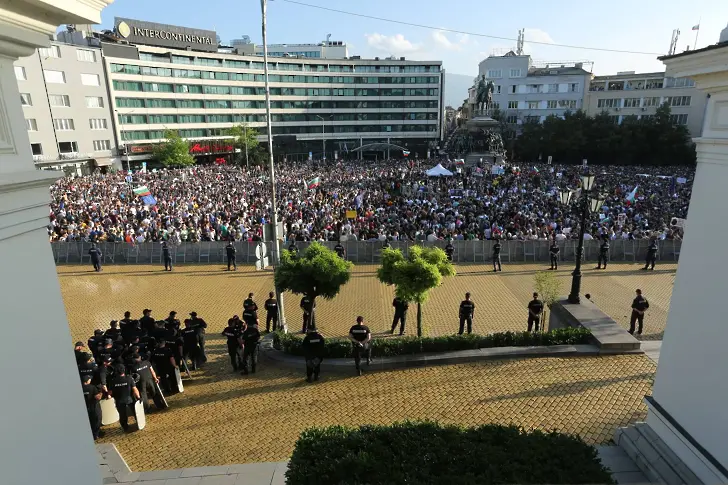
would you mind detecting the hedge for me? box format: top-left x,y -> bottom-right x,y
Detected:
273,327 -> 592,359
286,421 -> 614,485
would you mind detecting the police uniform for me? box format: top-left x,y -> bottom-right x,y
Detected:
334,243 -> 346,259
391,297 -> 409,335
630,294 -> 650,335
182,326 -> 202,370
445,242 -> 454,262
302,330 -> 326,381
243,297 -> 258,312
300,295 -> 316,333
549,242 -> 560,270
222,321 -> 243,371
349,322 -> 371,374
527,298 -> 544,332
164,314 -> 181,334
81,378 -> 103,439
132,358 -> 159,412
162,243 -> 172,271
241,324 -> 261,374
264,297 -> 279,332
151,343 -> 176,394
78,356 -> 99,384
644,241 -> 658,270
289,242 -> 298,253
597,239 -> 610,269
226,242 -> 237,271
109,372 -> 137,432
492,241 -> 502,271
139,312 -> 155,337
89,245 -> 103,272
242,307 -> 258,329
459,298 -> 475,335
189,313 -> 208,362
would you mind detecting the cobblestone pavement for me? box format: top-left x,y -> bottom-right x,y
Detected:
58,262 -> 675,340
57,263 -> 663,471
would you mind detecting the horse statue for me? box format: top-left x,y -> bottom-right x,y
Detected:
475,76 -> 496,113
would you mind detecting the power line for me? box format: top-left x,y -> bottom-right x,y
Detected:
280,0 -> 664,56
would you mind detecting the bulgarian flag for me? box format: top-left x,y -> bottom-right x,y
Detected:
625,185 -> 639,202
306,177 -> 321,189
133,186 -> 151,197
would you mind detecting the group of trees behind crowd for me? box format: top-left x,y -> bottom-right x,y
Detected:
490,103 -> 696,166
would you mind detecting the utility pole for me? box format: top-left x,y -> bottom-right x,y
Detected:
244,124 -> 249,169
261,0 -> 286,329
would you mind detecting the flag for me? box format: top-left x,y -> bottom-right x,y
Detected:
140,194 -> 157,206
306,177 -> 321,189
692,24 -> 700,31
133,186 -> 151,197
626,185 -> 639,202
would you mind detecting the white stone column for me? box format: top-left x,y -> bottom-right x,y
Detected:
647,43 -> 728,483
0,3 -> 112,485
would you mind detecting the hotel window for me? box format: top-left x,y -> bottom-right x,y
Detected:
145,99 -> 175,108
597,98 -> 621,108
93,140 -> 111,151
31,143 -> 43,155
118,114 -> 146,124
177,99 -> 204,109
178,115 -> 205,123
569,83 -> 580,92
148,115 -> 177,124
20,93 -> 32,106
670,114 -> 688,125
44,70 -> 66,83
26,119 -> 38,131
76,49 -> 96,62
172,55 -> 193,64
205,100 -> 231,109
58,141 -> 79,153
14,66 -> 27,80
203,85 -> 231,95
528,101 -> 540,109
208,114 -> 233,123
39,45 -> 61,58
53,118 -> 75,130
49,94 -> 70,107
548,83 -> 559,93
546,100 -> 557,109
116,98 -> 144,108
89,118 -> 108,130
510,85 -> 517,94
509,69 -> 522,78
86,96 -> 104,108
558,100 -> 578,109
176,84 -> 203,94
643,97 -> 660,107
113,80 -> 143,91
665,77 -> 696,88
506,115 -> 518,123
486,69 -> 502,78
668,96 -> 691,107
144,82 -> 173,93
81,73 -> 100,86
507,101 -> 518,109
623,98 -> 641,108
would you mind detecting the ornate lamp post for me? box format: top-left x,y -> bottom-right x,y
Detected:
559,173 -> 605,304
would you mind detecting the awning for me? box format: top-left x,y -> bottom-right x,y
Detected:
94,158 -> 112,167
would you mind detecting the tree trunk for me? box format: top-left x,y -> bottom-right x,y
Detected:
417,303 -> 422,337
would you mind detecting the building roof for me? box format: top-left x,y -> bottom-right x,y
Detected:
528,66 -> 590,77
592,71 -> 665,81
658,41 -> 728,61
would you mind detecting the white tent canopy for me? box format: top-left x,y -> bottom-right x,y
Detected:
426,163 -> 453,177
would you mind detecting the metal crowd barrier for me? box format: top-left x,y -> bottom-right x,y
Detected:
50,239 -> 682,265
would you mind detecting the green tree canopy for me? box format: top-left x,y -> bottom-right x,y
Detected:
227,124 -> 264,167
275,242 -> 353,300
152,129 -> 195,167
377,246 -> 456,336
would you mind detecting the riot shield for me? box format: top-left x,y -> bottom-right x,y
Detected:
175,367 -> 184,392
134,400 -> 146,430
100,397 -> 119,425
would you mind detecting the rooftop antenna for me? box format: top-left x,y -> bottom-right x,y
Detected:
326,33 -> 331,45
668,28 -> 680,56
516,29 -> 524,55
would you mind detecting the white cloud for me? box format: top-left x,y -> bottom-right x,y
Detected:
432,30 -> 461,51
364,33 -> 421,54
522,28 -> 555,54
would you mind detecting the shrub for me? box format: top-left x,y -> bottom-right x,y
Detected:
286,421 -> 614,485
272,327 -> 592,359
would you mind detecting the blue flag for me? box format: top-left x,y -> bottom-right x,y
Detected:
140,195 -> 157,206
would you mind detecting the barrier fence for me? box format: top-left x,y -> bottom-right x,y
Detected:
51,239 -> 681,265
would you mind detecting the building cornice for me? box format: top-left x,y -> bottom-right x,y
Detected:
661,44 -> 728,91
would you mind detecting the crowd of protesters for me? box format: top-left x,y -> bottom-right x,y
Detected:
47,159 -> 693,245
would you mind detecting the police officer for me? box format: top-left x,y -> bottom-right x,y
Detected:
348,316 -> 372,376
445,239 -> 454,262
302,327 -> 326,382
264,292 -> 279,332
300,294 -> 316,333
243,292 -> 258,313
119,311 -> 139,343
151,339 -> 177,394
527,292 -> 544,332
139,309 -> 155,336
88,329 -> 105,361
164,311 -> 181,334
109,364 -> 140,433
89,243 -> 103,272
597,235 -> 610,270
162,241 -> 172,271
74,341 -> 89,365
492,238 -> 502,272
382,239 -> 391,250
288,240 -> 298,253
132,353 -> 161,412
241,320 -> 261,375
549,240 -> 560,270
391,297 -> 409,335
226,240 -> 237,271
222,317 -> 244,371
334,242 -> 346,259
97,355 -> 115,395
78,352 -> 99,384
98,339 -> 122,365
182,319 -> 202,371
629,289 -> 650,335
643,239 -> 658,270
104,320 -> 122,341
458,292 -> 475,335
188,311 -> 208,363
242,302 -> 259,329
81,374 -> 104,440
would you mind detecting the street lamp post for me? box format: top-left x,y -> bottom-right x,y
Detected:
316,114 -> 333,161
559,173 -> 605,304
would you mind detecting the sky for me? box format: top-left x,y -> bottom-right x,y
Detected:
97,0 -> 727,80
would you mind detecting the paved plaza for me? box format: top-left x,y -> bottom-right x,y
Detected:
57,263 -> 670,471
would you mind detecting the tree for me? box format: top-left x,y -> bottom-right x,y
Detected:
227,124 -> 263,168
275,242 -> 353,331
534,271 -> 563,331
153,129 -> 195,167
376,246 -> 456,337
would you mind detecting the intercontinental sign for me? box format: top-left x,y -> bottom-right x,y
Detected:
114,17 -> 218,53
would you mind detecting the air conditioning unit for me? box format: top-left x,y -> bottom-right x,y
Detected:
641,107 -> 646,111
615,107 -> 620,111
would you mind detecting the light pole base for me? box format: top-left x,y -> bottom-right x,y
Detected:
568,270 -> 583,304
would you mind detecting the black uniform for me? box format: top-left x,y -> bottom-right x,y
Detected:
549,243 -> 560,270
644,241 -> 658,270
289,242 -> 298,253
527,298 -> 544,332
445,243 -> 454,262
459,299 -> 475,335
78,360 -> 99,384
189,316 -> 208,362
300,295 -> 316,333
242,308 -> 258,328
302,331 -> 326,381
182,327 -> 202,370
162,244 -> 172,271
164,316 -> 181,335
119,318 -> 140,343
109,374 -> 137,431
222,323 -> 243,370
104,327 -> 122,342
226,243 -> 237,270
132,359 -> 159,412
243,298 -> 258,312
89,246 -> 102,272
349,323 -> 371,372
391,297 -> 409,335
241,325 -> 261,374
151,345 -> 176,394
264,298 -> 279,332
82,382 -> 103,439
597,240 -> 610,269
334,243 -> 345,259
139,315 -> 156,337
630,295 -> 650,335
492,241 -> 502,271
97,363 -> 114,391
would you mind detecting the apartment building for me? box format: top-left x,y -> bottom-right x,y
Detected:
14,27 -> 117,175
253,41 -> 348,59
584,71 -> 708,135
478,51 -> 591,124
